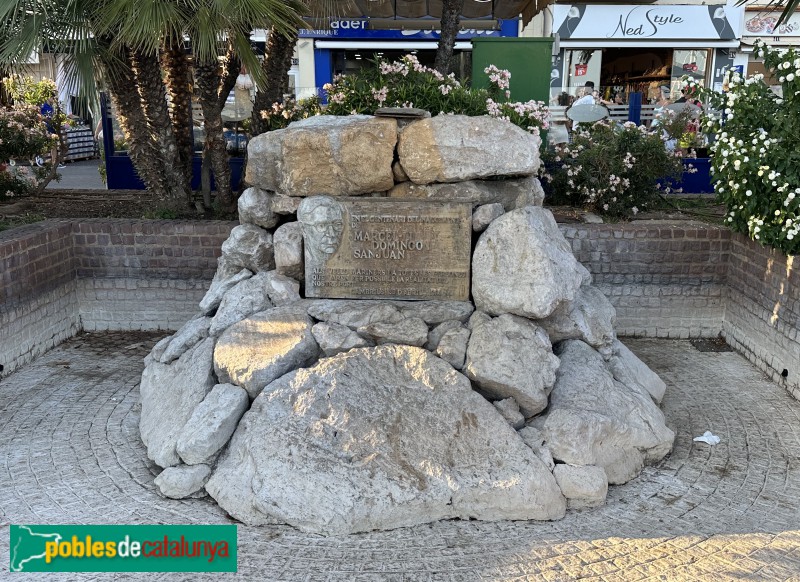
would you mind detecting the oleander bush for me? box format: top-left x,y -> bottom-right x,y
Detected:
541,120 -> 683,218
321,55 -> 549,136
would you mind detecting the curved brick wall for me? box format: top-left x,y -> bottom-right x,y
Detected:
0,218 -> 797,399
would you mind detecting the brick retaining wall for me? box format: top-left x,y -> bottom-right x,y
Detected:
0,220 -> 233,377
724,233 -> 800,399
0,218 -> 797,400
559,222 -> 730,339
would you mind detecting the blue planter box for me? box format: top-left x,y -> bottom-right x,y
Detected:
106,154 -> 244,191
681,157 -> 713,194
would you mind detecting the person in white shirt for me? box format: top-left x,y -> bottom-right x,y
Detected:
574,81 -> 596,103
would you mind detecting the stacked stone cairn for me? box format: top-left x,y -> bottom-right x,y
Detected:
140,114 -> 675,535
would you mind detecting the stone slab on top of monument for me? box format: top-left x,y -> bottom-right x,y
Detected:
298,196 -> 472,301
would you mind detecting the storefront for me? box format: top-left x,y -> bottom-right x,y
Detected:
296,19 -> 519,99
741,8 -> 800,89
549,4 -> 745,105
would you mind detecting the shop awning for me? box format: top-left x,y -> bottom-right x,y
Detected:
304,0 -> 541,28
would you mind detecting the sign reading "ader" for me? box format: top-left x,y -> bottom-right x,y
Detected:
298,197 -> 471,301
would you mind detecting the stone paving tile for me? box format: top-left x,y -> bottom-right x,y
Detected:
1,332 -> 800,581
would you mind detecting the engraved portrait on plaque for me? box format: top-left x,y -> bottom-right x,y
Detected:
300,196 -> 472,301
297,196 -> 346,267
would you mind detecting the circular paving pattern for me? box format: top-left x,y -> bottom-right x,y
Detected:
2,332 -> 800,580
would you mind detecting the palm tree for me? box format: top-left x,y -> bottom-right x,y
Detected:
434,0 -> 465,76
0,0 -> 305,210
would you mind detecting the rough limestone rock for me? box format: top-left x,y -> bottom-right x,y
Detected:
263,271 -> 301,306
388,176 -> 543,210
154,464 -> 212,499
553,464 -> 608,509
214,305 -> 319,399
140,338 -> 216,468
209,273 -> 274,336
272,194 -> 302,215
434,326 -> 470,370
493,398 -> 525,429
205,345 -> 566,534
357,317 -> 429,347
465,315 -> 559,417
159,316 -> 211,363
472,203 -> 505,232
425,320 -> 463,351
273,222 -> 304,281
221,225 -> 275,273
307,300 -> 403,329
535,340 -> 675,484
199,266 -> 252,315
392,160 -> 409,182
389,300 -> 474,325
468,311 -> 492,330
148,336 -> 171,364
238,187 -> 278,229
397,115 -> 540,184
539,285 -> 617,357
312,322 -> 373,357
472,207 -> 585,319
245,115 -> 397,197
518,427 -> 556,471
176,384 -> 249,465
608,339 -> 667,404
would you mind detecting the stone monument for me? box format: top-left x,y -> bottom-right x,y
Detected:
139,113 -> 674,535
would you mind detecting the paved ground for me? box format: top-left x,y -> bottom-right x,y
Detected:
46,159 -> 105,190
1,332 -> 800,581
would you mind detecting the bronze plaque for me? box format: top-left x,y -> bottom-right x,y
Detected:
299,197 -> 471,301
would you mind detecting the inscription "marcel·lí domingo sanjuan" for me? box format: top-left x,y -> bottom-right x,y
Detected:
298,197 -> 471,301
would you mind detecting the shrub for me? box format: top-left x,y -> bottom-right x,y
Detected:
321,55 -> 549,136
0,106 -> 56,199
541,120 -> 684,218
259,94 -> 323,132
701,41 -> 800,254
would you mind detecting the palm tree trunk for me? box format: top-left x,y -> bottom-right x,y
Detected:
162,34 -> 195,190
196,60 -> 233,210
131,48 -> 193,208
102,48 -> 171,199
435,0 -> 465,76
251,27 -> 297,136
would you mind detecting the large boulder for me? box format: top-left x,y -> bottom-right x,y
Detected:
209,273 -> 274,336
357,317 -> 429,347
245,115 -> 397,197
205,345 -> 565,534
534,340 -> 675,484
464,314 -> 559,417
238,187 -> 278,229
158,316 -> 212,363
307,300 -> 403,329
397,115 -> 540,184
608,339 -> 667,404
140,338 -> 216,468
472,207 -> 586,319
176,383 -> 249,466
220,225 -> 275,273
388,176 -> 543,210
198,265 -> 252,315
539,285 -> 617,357
214,305 -> 319,399
312,322 -> 373,357
389,300 -> 474,325
553,464 -> 608,509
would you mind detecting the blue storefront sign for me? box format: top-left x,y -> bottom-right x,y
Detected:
299,19 -> 518,40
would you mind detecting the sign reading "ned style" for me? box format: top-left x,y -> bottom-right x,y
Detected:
299,197 -> 471,301
554,4 -> 740,41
